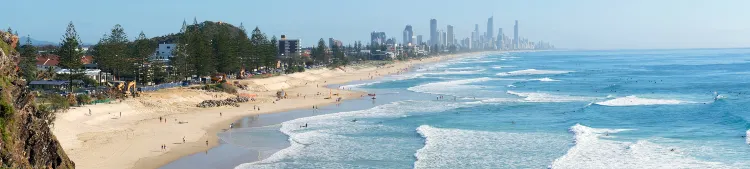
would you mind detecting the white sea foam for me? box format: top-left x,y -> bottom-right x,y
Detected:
550,124 -> 736,169
595,96 -> 685,106
492,65 -> 516,69
415,125 -> 571,168
497,69 -> 572,76
532,77 -> 560,82
408,77 -> 495,96
339,72 -> 426,89
746,129 -> 750,145
507,84 -> 516,88
237,101 -> 471,169
506,91 -> 595,102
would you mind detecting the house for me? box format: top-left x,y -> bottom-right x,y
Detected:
35,54 -> 96,69
56,69 -> 112,83
36,54 -> 59,70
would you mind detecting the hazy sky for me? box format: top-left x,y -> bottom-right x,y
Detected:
6,0 -> 750,49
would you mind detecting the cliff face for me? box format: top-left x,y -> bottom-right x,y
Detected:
0,31 -> 75,168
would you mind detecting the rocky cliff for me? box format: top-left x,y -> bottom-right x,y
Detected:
0,31 -> 75,168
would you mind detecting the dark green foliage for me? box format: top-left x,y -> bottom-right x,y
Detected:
131,31 -> 157,82
75,94 -> 91,105
54,22 -> 84,93
91,24 -> 131,79
19,37 -> 37,81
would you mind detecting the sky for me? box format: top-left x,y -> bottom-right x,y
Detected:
6,0 -> 750,49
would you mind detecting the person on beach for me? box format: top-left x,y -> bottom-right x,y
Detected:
183,137 -> 185,143
119,112 -> 122,118
159,116 -> 162,122
220,112 -> 222,116
206,140 -> 208,146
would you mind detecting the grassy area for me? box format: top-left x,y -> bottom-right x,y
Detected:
0,39 -> 12,56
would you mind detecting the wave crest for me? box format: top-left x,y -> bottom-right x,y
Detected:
551,124 -> 734,169
497,69 -> 572,76
595,96 -> 685,106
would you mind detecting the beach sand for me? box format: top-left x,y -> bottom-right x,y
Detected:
52,52 -> 488,169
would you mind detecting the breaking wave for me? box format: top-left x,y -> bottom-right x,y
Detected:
506,91 -> 595,102
497,69 -> 572,76
415,125 -> 570,168
595,96 -> 685,106
550,124 -> 738,169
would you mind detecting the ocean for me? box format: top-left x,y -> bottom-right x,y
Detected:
217,49 -> 750,169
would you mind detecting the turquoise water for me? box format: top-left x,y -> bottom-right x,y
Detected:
234,49 -> 750,169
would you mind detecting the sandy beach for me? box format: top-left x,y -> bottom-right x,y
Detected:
52,52 -> 488,169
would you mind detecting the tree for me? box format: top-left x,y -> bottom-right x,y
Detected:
236,23 -> 252,71
131,31 -> 157,83
249,27 -> 267,70
330,45 -> 348,67
188,22 -> 214,76
19,36 -> 38,81
312,38 -> 327,65
149,60 -> 168,84
171,40 -> 192,81
214,26 -> 239,74
265,36 -> 278,69
54,22 -> 84,93
92,24 -> 130,80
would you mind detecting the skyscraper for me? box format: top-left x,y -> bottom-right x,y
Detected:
441,31 -> 447,47
417,35 -> 423,45
487,16 -> 494,42
430,19 -> 437,46
497,28 -> 503,50
371,32 -> 387,46
513,20 -> 519,49
403,25 -> 413,46
447,25 -> 454,46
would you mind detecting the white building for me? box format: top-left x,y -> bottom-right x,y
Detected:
152,43 -> 176,61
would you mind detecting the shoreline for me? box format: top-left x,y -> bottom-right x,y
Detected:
53,52 -> 495,169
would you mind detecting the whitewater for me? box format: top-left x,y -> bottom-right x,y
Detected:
231,49 -> 750,169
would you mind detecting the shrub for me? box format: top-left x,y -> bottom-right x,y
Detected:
76,95 -> 92,105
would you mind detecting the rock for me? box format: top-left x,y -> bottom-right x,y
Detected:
196,96 -> 250,108
0,30 -> 75,168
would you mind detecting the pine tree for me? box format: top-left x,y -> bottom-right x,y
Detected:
236,23 -> 252,71
55,22 -> 85,92
313,38 -> 327,65
131,31 -> 156,83
189,22 -> 214,76
94,24 -> 130,80
266,36 -> 278,69
214,26 -> 239,74
19,36 -> 38,81
149,60 -> 168,84
171,39 -> 192,81
249,27 -> 267,70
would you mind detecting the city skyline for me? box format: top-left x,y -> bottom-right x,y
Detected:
6,0 -> 750,49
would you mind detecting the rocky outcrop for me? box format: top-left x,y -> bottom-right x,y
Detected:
196,96 -> 249,108
0,31 -> 74,168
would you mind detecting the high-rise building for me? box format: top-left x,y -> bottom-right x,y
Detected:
403,25 -> 413,46
497,28 -> 504,50
278,35 -> 301,57
441,31 -> 447,47
513,20 -> 519,49
417,35 -> 423,45
447,25 -> 454,46
371,32 -> 387,46
487,16 -> 494,42
430,19 -> 437,46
